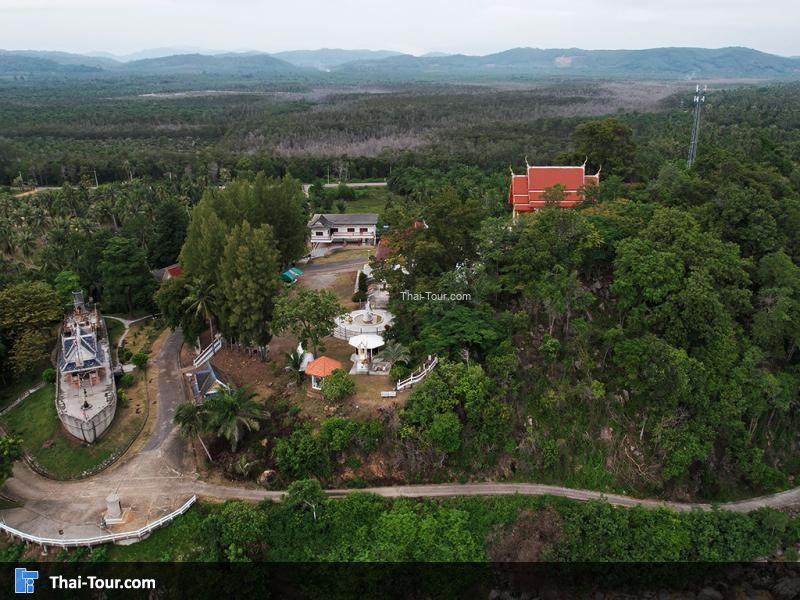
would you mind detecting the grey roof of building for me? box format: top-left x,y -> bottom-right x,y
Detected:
195,361 -> 228,398
307,213 -> 378,228
60,324 -> 106,373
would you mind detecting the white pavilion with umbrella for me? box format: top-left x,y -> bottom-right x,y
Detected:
348,333 -> 384,373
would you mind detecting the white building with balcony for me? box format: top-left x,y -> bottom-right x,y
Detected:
307,213 -> 378,245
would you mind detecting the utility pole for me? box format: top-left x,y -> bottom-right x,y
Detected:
687,84 -> 706,168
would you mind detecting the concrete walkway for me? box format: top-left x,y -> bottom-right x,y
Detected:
105,314 -> 155,368
0,383 -> 45,418
4,329 -> 800,544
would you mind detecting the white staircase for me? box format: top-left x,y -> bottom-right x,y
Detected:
193,335 -> 223,369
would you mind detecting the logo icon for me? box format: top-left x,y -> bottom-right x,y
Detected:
14,568 -> 38,594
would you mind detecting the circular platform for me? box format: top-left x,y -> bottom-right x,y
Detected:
334,308 -> 394,337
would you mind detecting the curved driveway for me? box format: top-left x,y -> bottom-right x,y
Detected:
3,330 -> 800,541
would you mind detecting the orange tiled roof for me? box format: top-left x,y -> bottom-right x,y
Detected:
305,356 -> 343,378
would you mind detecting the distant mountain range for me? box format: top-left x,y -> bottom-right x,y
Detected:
120,53 -> 298,75
1,46 -> 798,80
338,47 -> 800,79
272,48 -> 404,70
88,47 -> 233,62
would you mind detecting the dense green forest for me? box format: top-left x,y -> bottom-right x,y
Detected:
2,79 -> 799,190
1,80 -> 800,502
372,88 -> 800,499
0,79 -> 698,185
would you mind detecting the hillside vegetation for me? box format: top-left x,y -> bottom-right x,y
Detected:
2,81 -> 799,502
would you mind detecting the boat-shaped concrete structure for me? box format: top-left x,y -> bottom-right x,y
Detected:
55,291 -> 117,443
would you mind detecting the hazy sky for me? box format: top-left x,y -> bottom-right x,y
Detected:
2,0 -> 798,57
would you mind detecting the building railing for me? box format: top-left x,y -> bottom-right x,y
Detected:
332,323 -> 388,340
0,496 -> 197,549
311,233 -> 376,241
396,355 -> 438,391
193,335 -> 223,368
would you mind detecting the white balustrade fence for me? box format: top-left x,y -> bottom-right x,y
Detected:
0,495 -> 197,549
396,355 -> 438,391
332,324 -> 388,341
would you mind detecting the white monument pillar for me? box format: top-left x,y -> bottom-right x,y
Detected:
104,493 -> 124,524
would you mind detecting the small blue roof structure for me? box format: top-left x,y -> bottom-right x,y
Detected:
194,361 -> 229,400
281,270 -> 298,284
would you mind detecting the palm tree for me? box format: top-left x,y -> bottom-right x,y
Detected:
182,277 -> 218,340
235,455 -> 261,478
380,340 -> 411,366
284,350 -> 304,383
204,386 -> 266,452
173,402 -> 214,462
0,218 -> 14,256
15,229 -> 36,258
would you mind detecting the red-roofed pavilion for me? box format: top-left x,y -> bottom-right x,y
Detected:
509,161 -> 600,215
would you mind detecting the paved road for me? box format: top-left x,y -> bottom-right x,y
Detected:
322,182 -> 387,189
4,327 -> 800,542
142,330 -> 184,453
301,254 -> 370,275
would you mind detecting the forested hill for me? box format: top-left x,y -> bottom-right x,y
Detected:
0,53 -> 102,75
120,53 -> 301,75
0,51 -> 305,77
2,46 -> 799,80
337,47 -> 800,80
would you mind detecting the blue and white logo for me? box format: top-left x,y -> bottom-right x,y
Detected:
14,568 -> 38,594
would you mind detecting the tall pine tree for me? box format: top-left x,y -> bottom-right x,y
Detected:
218,222 -> 280,347
179,200 -> 227,286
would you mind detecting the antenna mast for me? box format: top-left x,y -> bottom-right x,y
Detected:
687,84 -> 706,168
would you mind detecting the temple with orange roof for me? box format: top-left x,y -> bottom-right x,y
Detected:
508,159 -> 600,216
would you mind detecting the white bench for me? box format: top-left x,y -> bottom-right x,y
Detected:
380,390 -> 397,398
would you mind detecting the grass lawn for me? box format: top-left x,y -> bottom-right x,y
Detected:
290,336 -> 403,422
123,320 -> 164,356
0,498 -> 20,510
342,188 -> 395,214
1,380 -> 147,479
0,370 -> 43,411
104,317 -> 124,351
